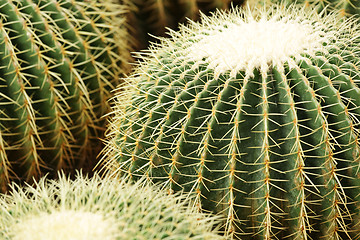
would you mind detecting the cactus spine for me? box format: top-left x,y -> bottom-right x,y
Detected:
0,172 -> 222,240
0,0 -> 129,192
102,5 -> 360,240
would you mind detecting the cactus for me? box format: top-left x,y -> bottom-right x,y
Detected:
120,0 -> 244,51
101,4 -> 360,240
247,0 -> 360,18
0,0 -> 130,192
0,172 -> 222,240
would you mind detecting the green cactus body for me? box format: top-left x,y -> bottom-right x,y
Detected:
0,0 -> 128,192
0,172 -> 222,240
103,5 -> 360,240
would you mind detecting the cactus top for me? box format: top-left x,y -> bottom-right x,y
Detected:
0,172 -> 221,240
11,210 -> 117,240
169,6 -> 351,78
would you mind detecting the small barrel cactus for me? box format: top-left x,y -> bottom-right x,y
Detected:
102,4 -> 360,240
0,172 -> 222,240
0,0 -> 129,192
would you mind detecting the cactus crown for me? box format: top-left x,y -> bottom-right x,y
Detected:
0,172 -> 222,240
186,7 -> 335,76
10,210 -> 117,240
102,4 -> 360,239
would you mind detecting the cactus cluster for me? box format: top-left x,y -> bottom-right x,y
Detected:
102,4 -> 360,239
0,0 -> 130,192
0,172 -> 222,240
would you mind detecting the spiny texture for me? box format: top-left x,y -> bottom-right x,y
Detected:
247,0 -> 360,18
0,172 -> 222,240
0,0 -> 129,192
120,0 -> 244,51
102,5 -> 360,240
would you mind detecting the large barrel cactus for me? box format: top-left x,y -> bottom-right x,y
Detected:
0,0 -> 129,191
102,4 -> 360,240
0,172 -> 222,240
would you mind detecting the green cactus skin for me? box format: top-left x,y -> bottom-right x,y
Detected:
0,172 -> 222,240
247,0 -> 360,18
0,0 -> 129,192
102,4 -> 360,240
120,0 -> 244,51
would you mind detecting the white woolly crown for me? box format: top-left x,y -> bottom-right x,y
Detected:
188,19 -> 328,76
153,5 -> 353,78
11,211 -> 117,240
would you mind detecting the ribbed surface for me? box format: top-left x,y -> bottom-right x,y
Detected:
104,7 -> 360,240
0,0 -> 127,191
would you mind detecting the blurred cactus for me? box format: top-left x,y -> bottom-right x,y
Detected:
102,4 -> 360,239
0,0 -> 130,192
120,0 -> 244,51
0,172 -> 222,240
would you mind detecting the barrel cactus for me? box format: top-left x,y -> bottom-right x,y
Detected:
0,172 -> 222,240
101,4 -> 360,240
0,0 -> 129,192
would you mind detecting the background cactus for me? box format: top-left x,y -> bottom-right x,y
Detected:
120,0 -> 244,51
102,4 -> 360,240
0,172 -> 222,240
0,0 -> 130,192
